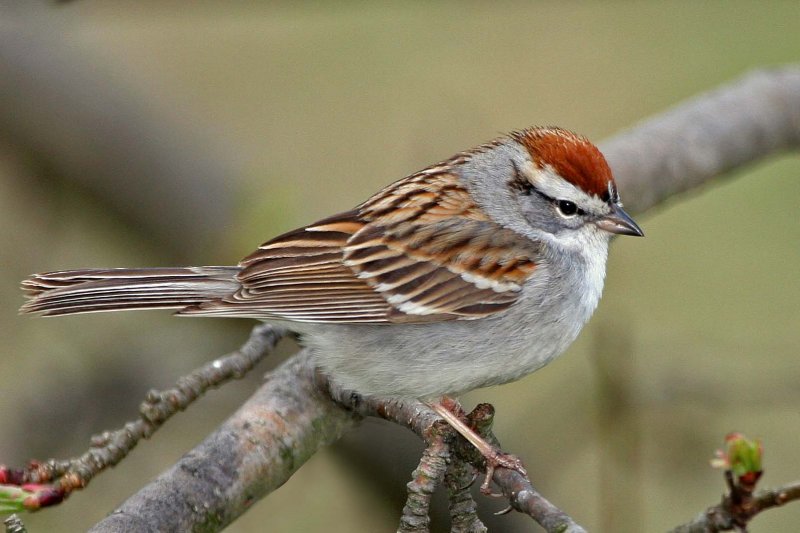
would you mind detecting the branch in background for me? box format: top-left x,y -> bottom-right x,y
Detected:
0,4 -> 238,258
601,66 -> 800,215
86,66 -> 800,531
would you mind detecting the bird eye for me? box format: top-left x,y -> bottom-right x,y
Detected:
556,200 -> 580,217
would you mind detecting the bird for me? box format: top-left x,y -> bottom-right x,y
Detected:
20,126 -> 643,479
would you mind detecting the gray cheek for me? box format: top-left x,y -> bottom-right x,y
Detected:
519,194 -> 565,235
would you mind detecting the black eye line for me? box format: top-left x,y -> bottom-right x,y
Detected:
509,161 -> 586,216
528,187 -> 585,216
530,186 -> 554,203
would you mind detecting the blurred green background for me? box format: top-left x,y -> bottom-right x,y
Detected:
1,2 -> 799,531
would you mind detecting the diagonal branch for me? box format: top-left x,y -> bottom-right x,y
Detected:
0,324 -> 285,511
0,4 -> 238,256
83,65 -> 800,531
601,66 -> 800,215
89,349 -> 354,532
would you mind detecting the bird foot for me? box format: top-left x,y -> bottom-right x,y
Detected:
479,449 -> 526,496
427,399 -> 527,497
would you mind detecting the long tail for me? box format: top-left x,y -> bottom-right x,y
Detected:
20,266 -> 241,316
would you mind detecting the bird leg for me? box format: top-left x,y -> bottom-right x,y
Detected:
427,398 -> 526,495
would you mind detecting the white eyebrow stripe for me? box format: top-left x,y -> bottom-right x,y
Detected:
530,165 -> 608,213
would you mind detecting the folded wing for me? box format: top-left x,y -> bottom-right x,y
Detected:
183,172 -> 539,323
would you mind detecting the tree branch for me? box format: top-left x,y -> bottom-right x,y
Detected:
397,422 -> 452,532
81,65 -> 800,530
671,480 -> 800,532
320,382 -> 587,533
89,349 -> 356,532
601,66 -> 800,215
0,4 -> 238,257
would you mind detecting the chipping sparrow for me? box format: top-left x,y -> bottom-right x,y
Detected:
21,127 -> 642,474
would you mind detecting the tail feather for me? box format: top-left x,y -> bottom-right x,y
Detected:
20,267 -> 241,316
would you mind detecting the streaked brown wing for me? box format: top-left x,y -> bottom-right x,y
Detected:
183,211 -> 391,322
344,218 -> 538,321
184,172 -> 538,323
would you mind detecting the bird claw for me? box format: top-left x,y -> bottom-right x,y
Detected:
479,450 -> 526,496
494,504 -> 514,515
493,451 -> 527,476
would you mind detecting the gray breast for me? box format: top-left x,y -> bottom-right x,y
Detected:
293,240 -> 607,399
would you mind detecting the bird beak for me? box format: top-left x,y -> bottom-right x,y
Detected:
595,204 -> 644,237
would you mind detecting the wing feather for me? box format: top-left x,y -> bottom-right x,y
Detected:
182,172 -> 539,323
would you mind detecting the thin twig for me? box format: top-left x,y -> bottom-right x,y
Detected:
89,349 -> 360,532
490,467 -> 586,533
670,480 -> 800,532
0,324 -> 284,509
